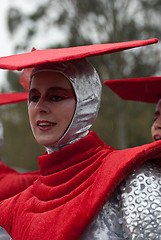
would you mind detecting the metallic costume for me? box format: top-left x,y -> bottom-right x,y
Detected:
81,161 -> 161,239
120,161 -> 161,239
0,227 -> 12,240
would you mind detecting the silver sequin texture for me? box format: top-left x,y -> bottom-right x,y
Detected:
81,162 -> 161,239
80,188 -> 125,240
119,161 -> 161,240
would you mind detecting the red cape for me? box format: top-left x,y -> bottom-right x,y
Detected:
0,132 -> 161,240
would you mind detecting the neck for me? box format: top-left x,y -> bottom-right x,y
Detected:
45,131 -> 89,154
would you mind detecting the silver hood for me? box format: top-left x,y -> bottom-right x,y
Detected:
30,59 -> 102,152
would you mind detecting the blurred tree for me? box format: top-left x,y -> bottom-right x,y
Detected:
1,0 -> 161,169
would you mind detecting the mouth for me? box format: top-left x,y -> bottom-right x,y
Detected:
154,135 -> 161,141
37,120 -> 56,130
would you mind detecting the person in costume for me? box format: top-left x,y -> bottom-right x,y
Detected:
0,118 -> 39,240
105,76 -> 161,239
0,95 -> 39,240
104,75 -> 161,143
151,98 -> 161,142
0,92 -> 39,201
0,39 -> 160,240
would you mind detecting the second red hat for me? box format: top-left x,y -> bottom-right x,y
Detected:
104,76 -> 161,104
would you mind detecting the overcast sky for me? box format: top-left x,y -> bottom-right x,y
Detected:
0,0 -> 67,90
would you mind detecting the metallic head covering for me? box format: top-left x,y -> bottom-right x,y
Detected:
30,59 -> 102,152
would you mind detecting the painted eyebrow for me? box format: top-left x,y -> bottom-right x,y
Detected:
47,87 -> 75,97
29,87 -> 71,93
154,110 -> 160,115
29,88 -> 39,94
47,87 -> 73,92
29,87 -> 75,97
153,110 -> 160,118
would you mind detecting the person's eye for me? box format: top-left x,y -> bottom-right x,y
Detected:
51,96 -> 66,102
153,115 -> 158,122
29,95 -> 40,103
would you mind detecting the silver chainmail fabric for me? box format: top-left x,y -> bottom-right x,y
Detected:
81,161 -> 161,239
120,161 -> 161,240
80,187 -> 125,240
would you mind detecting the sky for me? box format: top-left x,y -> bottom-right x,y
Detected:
0,0 -> 67,90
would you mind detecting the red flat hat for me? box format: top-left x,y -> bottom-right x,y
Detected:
0,92 -> 28,105
0,38 -> 158,71
0,38 -> 158,102
104,76 -> 161,104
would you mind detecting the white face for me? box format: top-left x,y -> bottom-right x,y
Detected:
151,99 -> 161,141
28,71 -> 76,146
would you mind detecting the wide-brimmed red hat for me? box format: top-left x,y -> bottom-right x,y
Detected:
104,76 -> 161,104
0,38 -> 157,71
0,38 -> 158,101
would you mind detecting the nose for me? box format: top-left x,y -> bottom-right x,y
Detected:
153,116 -> 161,130
35,98 -> 49,113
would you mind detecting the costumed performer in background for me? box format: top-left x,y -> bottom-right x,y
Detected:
105,75 -> 161,239
0,92 -> 39,201
0,116 -> 39,240
0,39 -> 160,240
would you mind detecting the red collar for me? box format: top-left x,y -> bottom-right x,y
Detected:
37,131 -> 114,176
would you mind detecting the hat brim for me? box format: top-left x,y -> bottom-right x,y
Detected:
0,92 -> 28,105
104,76 -> 161,104
0,38 -> 158,71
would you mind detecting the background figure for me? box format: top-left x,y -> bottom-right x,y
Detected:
104,76 -> 161,239
0,121 -> 12,240
151,99 -> 161,141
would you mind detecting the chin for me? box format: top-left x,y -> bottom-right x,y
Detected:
36,138 -> 58,147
